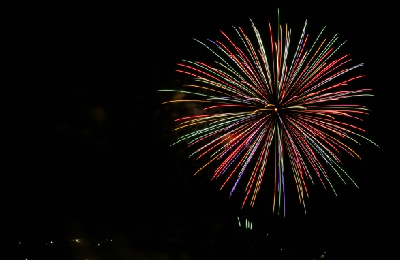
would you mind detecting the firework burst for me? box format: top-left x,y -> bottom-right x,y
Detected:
160,13 -> 377,215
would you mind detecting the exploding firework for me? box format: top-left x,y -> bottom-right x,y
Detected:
160,13 -> 377,215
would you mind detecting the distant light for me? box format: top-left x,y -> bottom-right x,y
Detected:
98,243 -> 100,246
18,242 -> 21,245
110,239 -> 112,242
50,241 -> 53,244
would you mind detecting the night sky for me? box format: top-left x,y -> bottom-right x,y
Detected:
4,2 -> 398,260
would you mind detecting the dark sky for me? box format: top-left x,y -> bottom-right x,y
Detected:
4,2 -> 398,259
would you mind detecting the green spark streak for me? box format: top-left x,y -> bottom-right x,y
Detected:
158,89 -> 218,99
